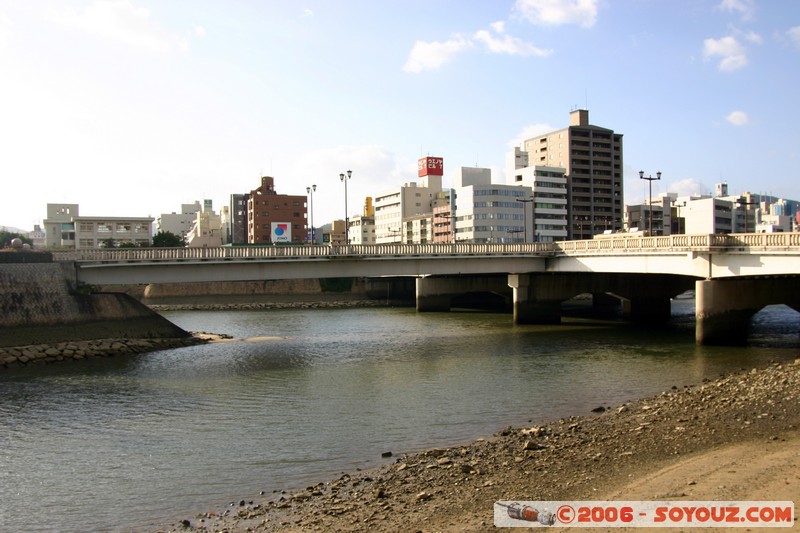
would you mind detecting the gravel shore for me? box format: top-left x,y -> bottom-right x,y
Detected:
155,356 -> 800,532
0,335 -> 210,369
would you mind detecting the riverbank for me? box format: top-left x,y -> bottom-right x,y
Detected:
0,333 -> 219,369
157,357 -> 800,532
145,299 -> 409,312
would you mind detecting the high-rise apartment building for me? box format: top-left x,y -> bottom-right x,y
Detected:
522,109 -> 623,239
246,176 -> 307,244
228,194 -> 249,244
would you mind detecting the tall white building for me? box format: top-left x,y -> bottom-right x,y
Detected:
451,166 -> 532,243
506,147 -> 568,242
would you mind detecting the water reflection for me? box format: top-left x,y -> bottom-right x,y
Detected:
0,305 -> 796,532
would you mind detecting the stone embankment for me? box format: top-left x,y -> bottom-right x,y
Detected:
159,357 -> 800,532
147,300 -> 406,312
0,334 -> 222,370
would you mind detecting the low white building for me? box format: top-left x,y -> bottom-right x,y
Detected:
43,203 -> 152,249
506,148 -> 568,242
157,201 -> 203,241
186,201 -> 223,247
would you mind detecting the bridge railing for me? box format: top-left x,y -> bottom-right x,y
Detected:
554,233 -> 800,255
51,242 -> 555,262
49,233 -> 800,263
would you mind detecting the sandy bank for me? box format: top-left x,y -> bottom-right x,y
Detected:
153,357 -> 800,532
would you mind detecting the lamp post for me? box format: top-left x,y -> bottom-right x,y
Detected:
339,170 -> 352,244
435,211 -> 456,242
515,196 -> 534,243
306,184 -> 316,244
507,229 -> 523,243
737,196 -> 757,233
639,170 -> 662,236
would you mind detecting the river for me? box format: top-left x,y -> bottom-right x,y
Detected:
0,301 -> 797,532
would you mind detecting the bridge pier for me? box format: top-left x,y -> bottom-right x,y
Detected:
415,276 -> 511,312
695,277 -> 800,345
415,277 -> 452,312
508,274 -> 572,324
509,273 -> 689,326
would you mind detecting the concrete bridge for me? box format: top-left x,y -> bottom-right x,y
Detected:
53,233 -> 800,346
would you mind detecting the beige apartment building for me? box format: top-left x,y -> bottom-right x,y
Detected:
522,109 -> 623,239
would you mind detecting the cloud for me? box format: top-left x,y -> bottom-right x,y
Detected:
289,145 -> 408,223
194,25 -> 206,38
787,26 -> 800,49
743,30 -> 762,44
300,8 -> 314,18
514,0 -> 598,28
726,110 -> 749,126
703,35 -> 747,71
48,0 -> 188,52
403,36 -> 472,73
716,0 -> 756,21
669,178 -> 710,198
0,11 -> 11,50
403,23 -> 549,73
508,123 -> 555,148
473,25 -> 552,57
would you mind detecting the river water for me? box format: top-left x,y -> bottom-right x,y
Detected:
0,301 -> 797,532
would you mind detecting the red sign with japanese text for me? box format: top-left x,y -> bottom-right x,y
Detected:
418,157 -> 444,177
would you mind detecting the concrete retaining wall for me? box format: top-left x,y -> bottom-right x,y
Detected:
0,263 -> 190,348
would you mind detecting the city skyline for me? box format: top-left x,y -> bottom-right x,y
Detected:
2,0 -> 799,231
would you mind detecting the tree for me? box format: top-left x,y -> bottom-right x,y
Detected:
152,231 -> 185,248
100,238 -> 117,248
0,231 -> 32,248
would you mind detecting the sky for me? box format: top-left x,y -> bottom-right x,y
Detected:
1,0 -> 799,232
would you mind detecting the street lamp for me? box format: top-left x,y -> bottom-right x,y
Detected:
306,184 -> 316,244
639,170 -> 662,236
737,196 -> 757,233
387,227 -> 401,243
339,170 -> 352,244
434,211 -> 456,242
516,196 -> 534,243
507,229 -> 523,243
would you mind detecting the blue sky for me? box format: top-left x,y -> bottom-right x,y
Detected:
1,0 -> 799,232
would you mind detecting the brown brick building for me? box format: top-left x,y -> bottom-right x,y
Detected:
247,176 -> 307,244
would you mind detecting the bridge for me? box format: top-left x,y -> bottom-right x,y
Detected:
53,233 -> 800,346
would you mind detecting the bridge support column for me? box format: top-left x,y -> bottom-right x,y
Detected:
624,294 -> 673,323
415,277 -> 452,312
695,278 -> 800,345
508,274 -> 562,324
592,292 -> 623,318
